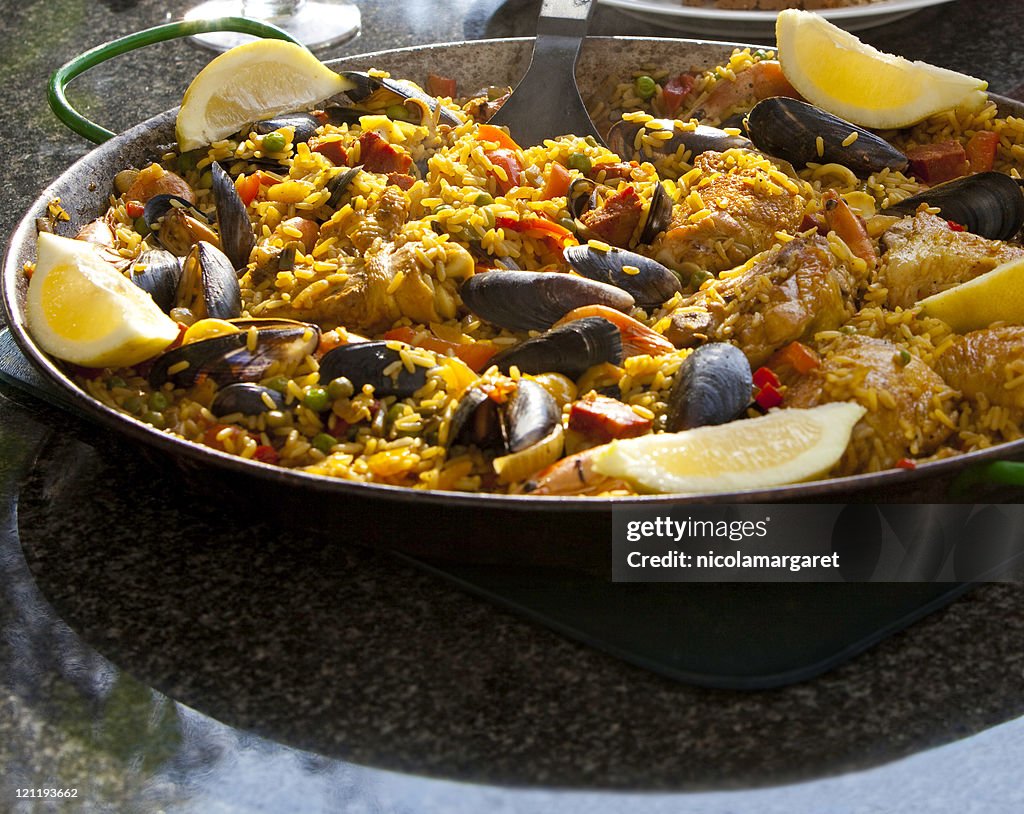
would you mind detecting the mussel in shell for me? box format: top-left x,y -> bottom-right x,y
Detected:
665,342 -> 752,432
568,179 -> 673,247
149,319 -> 321,388
745,97 -> 908,178
211,383 -> 287,417
639,181 -> 674,245
337,71 -> 462,126
210,162 -> 256,272
143,194 -> 218,257
606,118 -> 751,162
326,165 -> 362,209
881,171 -> 1024,241
459,271 -> 634,333
563,244 -> 682,308
317,341 -> 430,398
177,241 -> 241,321
129,248 -> 181,312
448,378 -> 564,485
491,317 -> 623,380
252,113 -> 321,144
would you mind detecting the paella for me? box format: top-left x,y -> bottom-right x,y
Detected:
21,19 -> 1024,496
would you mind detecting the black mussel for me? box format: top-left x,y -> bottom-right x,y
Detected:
745,97 -> 908,179
143,194 -> 218,257
638,181 -> 674,244
211,383 -> 287,417
177,241 -> 241,321
665,342 -> 752,432
448,387 -> 495,447
460,271 -> 634,333
150,319 -> 321,387
326,165 -> 362,209
881,172 -> 1024,241
491,317 -> 622,380
210,162 -> 256,273
252,113 -> 321,144
606,118 -> 751,161
567,177 -> 598,219
318,341 -> 430,398
563,245 -> 682,308
130,248 -> 181,312
504,378 -> 560,453
338,71 -> 462,126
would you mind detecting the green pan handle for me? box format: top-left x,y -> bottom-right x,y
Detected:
950,460 -> 1024,498
48,17 -> 304,145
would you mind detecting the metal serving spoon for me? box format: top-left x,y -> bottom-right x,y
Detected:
487,0 -> 604,146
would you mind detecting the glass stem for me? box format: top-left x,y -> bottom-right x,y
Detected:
242,0 -> 304,18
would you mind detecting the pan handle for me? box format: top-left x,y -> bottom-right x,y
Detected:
48,18 -> 303,145
950,460 -> 1024,498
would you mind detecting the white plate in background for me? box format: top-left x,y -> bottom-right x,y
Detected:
599,0 -> 955,38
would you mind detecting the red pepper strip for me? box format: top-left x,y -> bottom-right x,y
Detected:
755,382 -> 783,410
383,326 -> 499,372
253,445 -> 280,465
426,73 -> 457,98
965,130 -> 999,173
475,123 -> 522,153
896,457 -> 917,470
495,215 -> 578,249
657,73 -> 696,118
235,173 -> 262,206
540,162 -> 572,200
311,139 -> 348,167
947,220 -> 966,232
486,148 -> 523,194
752,366 -> 781,389
125,200 -> 145,218
773,341 -> 820,375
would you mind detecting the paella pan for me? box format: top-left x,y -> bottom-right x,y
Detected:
6,23 -> 1024,512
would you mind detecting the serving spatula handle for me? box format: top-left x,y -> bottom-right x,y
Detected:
537,0 -> 597,37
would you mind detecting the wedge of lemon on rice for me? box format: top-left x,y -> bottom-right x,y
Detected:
175,38 -> 355,151
593,402 -> 866,494
776,9 -> 987,129
27,233 -> 180,368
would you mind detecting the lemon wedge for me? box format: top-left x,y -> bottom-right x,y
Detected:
175,39 -> 355,152
592,402 -> 866,494
776,9 -> 987,129
918,256 -> 1024,333
26,233 -> 179,368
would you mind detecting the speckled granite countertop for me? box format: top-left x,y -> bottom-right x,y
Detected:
3,1 -> 1024,811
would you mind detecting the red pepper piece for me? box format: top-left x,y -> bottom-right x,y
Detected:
358,131 -> 412,174
947,220 -> 966,232
965,130 -> 999,173
125,200 -> 145,218
486,148 -> 523,194
386,172 -> 416,190
755,382 -> 783,410
253,445 -> 280,464
425,73 -> 457,98
895,457 -> 917,470
658,73 -> 696,117
311,139 -> 348,166
752,366 -> 781,389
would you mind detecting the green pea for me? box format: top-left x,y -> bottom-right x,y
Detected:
133,216 -> 150,237
634,75 -> 657,101
264,375 -> 290,393
567,153 -> 592,175
142,411 -> 164,429
327,376 -> 355,400
262,131 -> 287,152
386,104 -> 412,122
312,432 -> 336,453
148,391 -> 169,411
122,395 -> 144,414
690,269 -> 713,288
265,410 -> 290,428
303,386 -> 330,412
474,192 -> 494,206
107,376 -> 127,390
558,217 -> 577,233
841,325 -> 857,335
895,349 -> 912,367
584,135 -> 598,147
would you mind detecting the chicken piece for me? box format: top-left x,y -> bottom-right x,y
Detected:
580,186 -> 642,248
935,326 -> 1024,414
652,150 -> 808,275
786,336 -> 956,474
877,212 -> 1024,308
663,235 -> 856,367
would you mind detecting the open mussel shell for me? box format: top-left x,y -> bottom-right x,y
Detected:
567,178 -> 598,220
337,71 -> 462,126
491,317 -> 623,380
252,113 -> 321,144
746,97 -> 908,178
881,172 -> 1024,241
326,166 -> 362,209
210,162 -> 256,272
177,241 -> 241,321
318,341 -> 430,398
563,245 -> 682,308
606,118 -> 751,161
149,319 -> 321,388
448,379 -> 559,452
505,379 -> 560,453
129,248 -> 181,312
665,342 -> 752,432
460,271 -> 634,333
211,383 -> 287,417
638,181 -> 674,244
144,194 -> 218,257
